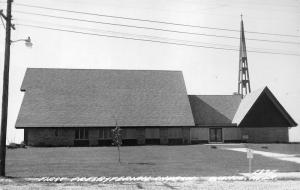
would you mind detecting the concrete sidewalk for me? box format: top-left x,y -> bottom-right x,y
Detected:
1,170 -> 299,184
224,147 -> 300,164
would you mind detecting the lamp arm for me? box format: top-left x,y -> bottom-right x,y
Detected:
10,39 -> 26,43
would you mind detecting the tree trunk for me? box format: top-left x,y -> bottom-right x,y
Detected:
117,145 -> 121,163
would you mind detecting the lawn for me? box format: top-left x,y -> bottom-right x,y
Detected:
6,144 -> 300,177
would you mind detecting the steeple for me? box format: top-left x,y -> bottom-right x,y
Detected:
238,15 -> 251,97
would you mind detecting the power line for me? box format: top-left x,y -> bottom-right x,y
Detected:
0,16 -> 5,29
17,18 -> 294,53
10,2 -> 300,38
226,0 -> 300,9
16,23 -> 300,56
15,11 -> 240,38
18,19 -> 241,49
14,10 -> 300,45
16,23 -> 237,51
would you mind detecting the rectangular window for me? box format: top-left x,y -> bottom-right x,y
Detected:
80,128 -> 84,139
104,129 -> 111,139
99,128 -> 112,139
99,128 -> 104,139
54,128 -> 59,136
75,128 -> 88,139
75,128 -> 79,139
145,128 -> 159,139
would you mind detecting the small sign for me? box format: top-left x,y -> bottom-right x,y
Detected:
247,148 -> 253,159
242,135 -> 249,140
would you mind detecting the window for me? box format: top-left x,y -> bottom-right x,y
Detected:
54,129 -> 59,136
75,128 -> 89,139
99,128 -> 112,139
98,128 -> 113,146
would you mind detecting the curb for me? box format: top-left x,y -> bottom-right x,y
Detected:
1,172 -> 300,184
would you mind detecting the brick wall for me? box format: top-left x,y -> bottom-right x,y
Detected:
136,128 -> 145,145
88,128 -> 99,146
182,127 -> 191,144
159,128 -> 168,145
26,128 -> 74,146
190,128 -> 209,140
241,127 -> 289,143
223,128 -> 241,142
190,128 -> 209,143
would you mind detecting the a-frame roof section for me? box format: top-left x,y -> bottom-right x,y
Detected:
233,86 -> 297,127
16,68 -> 195,128
188,95 -> 242,126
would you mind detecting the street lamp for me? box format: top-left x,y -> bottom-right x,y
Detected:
11,36 -> 33,47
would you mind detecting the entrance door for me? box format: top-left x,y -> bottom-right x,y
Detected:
209,128 -> 222,142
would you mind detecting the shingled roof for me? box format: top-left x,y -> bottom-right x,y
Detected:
16,68 -> 195,128
189,87 -> 297,128
188,95 -> 242,126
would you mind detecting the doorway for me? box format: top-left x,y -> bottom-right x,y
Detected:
209,128 -> 222,142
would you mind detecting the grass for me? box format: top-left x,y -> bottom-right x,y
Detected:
6,144 -> 300,177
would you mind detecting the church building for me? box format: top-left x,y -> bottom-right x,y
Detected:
15,18 -> 297,146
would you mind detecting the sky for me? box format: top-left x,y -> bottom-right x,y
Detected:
0,0 -> 299,143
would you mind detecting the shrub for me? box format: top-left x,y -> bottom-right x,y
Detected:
7,142 -> 27,149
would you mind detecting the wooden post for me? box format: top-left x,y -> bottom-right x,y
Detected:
0,0 -> 13,177
249,156 -> 252,173
247,148 -> 253,173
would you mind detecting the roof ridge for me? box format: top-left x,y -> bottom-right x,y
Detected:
188,94 -> 242,96
26,67 -> 182,73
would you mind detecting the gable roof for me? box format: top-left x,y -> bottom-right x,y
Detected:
232,88 -> 264,125
16,68 -> 195,128
188,95 -> 242,126
232,86 -> 297,127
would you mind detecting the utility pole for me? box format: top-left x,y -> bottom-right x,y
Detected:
0,0 -> 13,176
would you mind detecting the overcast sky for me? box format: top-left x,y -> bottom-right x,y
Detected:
0,0 -> 299,143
